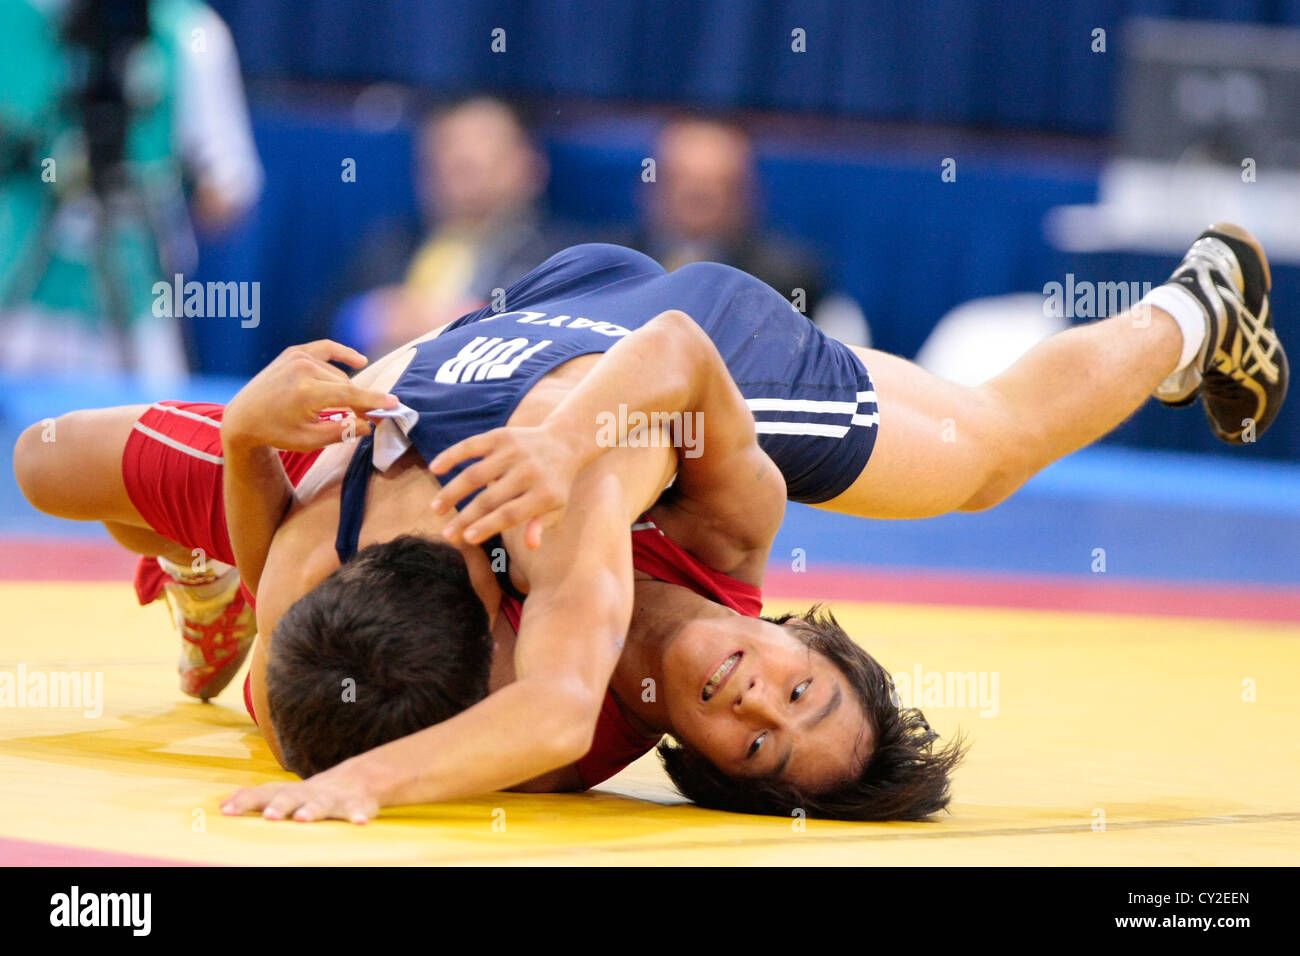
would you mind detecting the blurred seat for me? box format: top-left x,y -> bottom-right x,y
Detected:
915,294 -> 1066,386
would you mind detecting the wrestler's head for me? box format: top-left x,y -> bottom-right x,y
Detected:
266,535 -> 492,777
657,606 -> 966,820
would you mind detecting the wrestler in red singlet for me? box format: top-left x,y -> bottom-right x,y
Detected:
121,401 -> 761,787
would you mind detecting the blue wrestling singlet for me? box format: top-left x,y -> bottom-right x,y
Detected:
442,243 -> 879,503
334,243 -> 878,578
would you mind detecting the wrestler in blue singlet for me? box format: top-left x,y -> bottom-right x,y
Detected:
336,244 -> 879,571
439,243 -> 878,504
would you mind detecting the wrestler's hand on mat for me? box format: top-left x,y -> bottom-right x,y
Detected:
223,340 -> 398,453
221,764 -> 380,825
428,421 -> 585,549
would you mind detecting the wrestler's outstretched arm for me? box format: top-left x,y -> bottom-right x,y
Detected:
221,447 -> 663,822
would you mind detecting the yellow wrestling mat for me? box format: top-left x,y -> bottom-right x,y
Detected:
2,581 -> 1298,865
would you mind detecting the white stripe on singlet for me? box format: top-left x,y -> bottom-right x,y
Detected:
149,402 -> 221,427
745,398 -> 858,415
753,421 -> 851,438
745,386 -> 879,439
132,422 -> 225,464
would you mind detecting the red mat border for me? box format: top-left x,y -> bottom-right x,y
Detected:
4,538 -> 1299,622
0,539 -> 138,581
0,835 -> 195,867
763,567 -> 1300,623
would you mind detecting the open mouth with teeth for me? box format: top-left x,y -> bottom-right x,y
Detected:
702,651 -> 743,702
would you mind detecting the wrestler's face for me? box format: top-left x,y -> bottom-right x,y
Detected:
661,616 -> 872,792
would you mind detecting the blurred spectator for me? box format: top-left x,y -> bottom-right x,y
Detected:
324,96 -> 571,356
631,116 -> 869,344
0,0 -> 262,381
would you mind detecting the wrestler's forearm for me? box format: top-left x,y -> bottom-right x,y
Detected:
346,677 -> 599,806
565,313 -> 782,573
546,309 -> 770,505
353,474 -> 632,806
539,309 -> 718,463
221,439 -> 293,594
432,308 -> 769,548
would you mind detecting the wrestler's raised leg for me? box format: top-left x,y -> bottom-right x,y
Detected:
819,307 -> 1181,518
14,404 -> 256,699
819,224 -> 1286,519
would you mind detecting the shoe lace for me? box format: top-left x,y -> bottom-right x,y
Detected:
1231,300 -> 1282,383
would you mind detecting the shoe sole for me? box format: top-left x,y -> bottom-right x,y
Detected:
1206,221 -> 1272,293
1203,222 -> 1287,442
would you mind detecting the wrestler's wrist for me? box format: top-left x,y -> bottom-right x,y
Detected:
541,417 -> 598,472
220,399 -> 258,453
220,399 -> 277,455
220,424 -> 264,457
343,751 -> 401,806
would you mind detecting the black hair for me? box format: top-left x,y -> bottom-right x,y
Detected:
267,535 -> 493,778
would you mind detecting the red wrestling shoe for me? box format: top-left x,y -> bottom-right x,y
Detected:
136,557 -> 257,700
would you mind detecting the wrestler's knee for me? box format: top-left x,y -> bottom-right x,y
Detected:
955,386 -> 1043,512
13,417 -> 61,513
14,407 -> 139,519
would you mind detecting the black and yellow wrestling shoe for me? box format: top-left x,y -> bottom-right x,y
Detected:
1154,223 -> 1287,443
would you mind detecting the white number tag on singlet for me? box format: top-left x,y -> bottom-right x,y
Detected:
434,336 -> 553,385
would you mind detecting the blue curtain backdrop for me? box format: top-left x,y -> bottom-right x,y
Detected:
187,0 -> 1300,459
191,104 -> 1300,460
210,0 -> 1300,134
